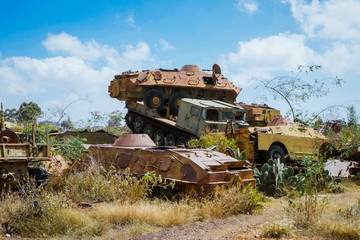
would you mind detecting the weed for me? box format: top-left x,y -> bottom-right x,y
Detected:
262,218 -> 294,238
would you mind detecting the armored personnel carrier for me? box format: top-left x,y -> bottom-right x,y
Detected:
108,64 -> 241,115
125,98 -> 249,146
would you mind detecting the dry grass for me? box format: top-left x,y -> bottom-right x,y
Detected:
283,184 -> 360,239
0,169 -> 261,239
262,218 -> 294,238
92,201 -> 193,227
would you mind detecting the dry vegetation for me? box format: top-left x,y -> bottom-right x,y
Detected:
0,167 -> 261,239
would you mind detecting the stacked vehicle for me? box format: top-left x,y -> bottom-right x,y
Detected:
108,64 -> 336,164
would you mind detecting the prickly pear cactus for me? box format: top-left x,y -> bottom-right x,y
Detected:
225,147 -> 247,160
253,158 -> 298,196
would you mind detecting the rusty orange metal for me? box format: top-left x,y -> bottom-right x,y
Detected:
108,64 -> 242,112
83,134 -> 256,192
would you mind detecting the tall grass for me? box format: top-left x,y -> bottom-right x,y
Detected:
0,167 -> 261,238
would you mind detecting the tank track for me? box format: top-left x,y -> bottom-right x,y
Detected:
125,110 -> 197,146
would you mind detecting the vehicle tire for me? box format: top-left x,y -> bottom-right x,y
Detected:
133,117 -> 144,133
266,144 -> 286,163
143,124 -> 154,138
176,136 -> 187,146
153,130 -> 165,145
169,92 -> 186,116
144,89 -> 165,110
166,134 -> 176,146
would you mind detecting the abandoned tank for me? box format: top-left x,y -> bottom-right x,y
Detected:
108,64 -> 241,115
82,134 -> 256,192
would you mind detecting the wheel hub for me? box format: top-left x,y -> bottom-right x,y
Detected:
152,96 -> 161,106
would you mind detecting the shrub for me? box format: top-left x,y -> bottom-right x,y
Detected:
262,218 -> 294,238
52,136 -> 86,162
188,131 -> 237,152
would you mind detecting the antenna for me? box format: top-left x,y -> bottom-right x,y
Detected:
0,103 -> 5,130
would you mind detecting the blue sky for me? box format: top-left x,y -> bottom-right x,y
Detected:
0,0 -> 359,125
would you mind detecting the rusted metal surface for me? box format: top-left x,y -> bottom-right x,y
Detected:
237,103 -> 283,127
113,133 -> 156,147
0,104 -> 50,189
0,127 -> 50,189
108,64 -> 242,109
82,134 -> 256,192
0,129 -> 19,143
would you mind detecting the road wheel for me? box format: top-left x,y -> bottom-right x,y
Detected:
166,134 -> 176,146
133,117 -> 144,133
125,113 -> 135,132
176,136 -> 187,146
144,89 -> 165,110
143,124 -> 154,138
266,144 -> 286,163
153,130 -> 165,145
169,92 -> 186,115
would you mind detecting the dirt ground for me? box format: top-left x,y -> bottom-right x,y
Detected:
132,187 -> 360,240
132,199 -> 291,240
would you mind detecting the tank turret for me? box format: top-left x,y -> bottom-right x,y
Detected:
108,64 -> 241,115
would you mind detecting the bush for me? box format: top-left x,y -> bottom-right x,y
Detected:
188,131 -> 237,152
262,219 -> 294,238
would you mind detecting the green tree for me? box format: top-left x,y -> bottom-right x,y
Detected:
4,108 -> 18,122
87,111 -> 105,128
347,105 -> 358,127
107,110 -> 123,127
17,102 -> 43,123
257,65 -> 343,122
61,116 -> 74,130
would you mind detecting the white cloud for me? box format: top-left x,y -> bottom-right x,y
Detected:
0,33 -> 157,122
158,39 -> 175,50
219,33 -> 317,86
236,0 -> 259,14
285,0 -> 360,42
43,32 -> 118,62
280,0 -> 360,75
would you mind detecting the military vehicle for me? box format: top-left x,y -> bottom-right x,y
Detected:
82,134 -> 256,192
226,124 -> 330,164
108,64 -> 241,115
0,103 -> 50,189
125,98 -> 249,146
237,103 -> 283,127
108,63 -> 336,165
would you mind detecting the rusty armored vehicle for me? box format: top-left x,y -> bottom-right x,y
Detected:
0,104 -> 50,189
125,98 -> 249,146
82,134 -> 256,192
108,64 -> 241,115
237,103 -> 283,127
